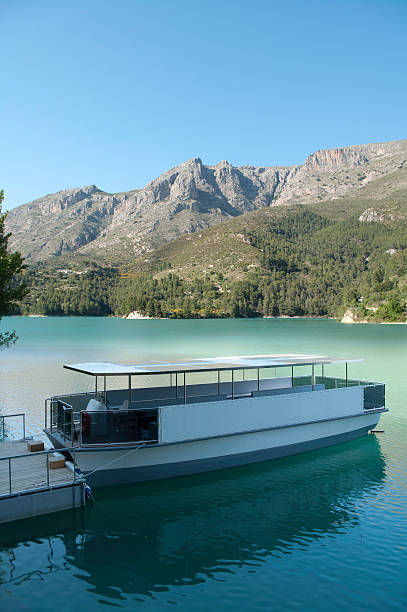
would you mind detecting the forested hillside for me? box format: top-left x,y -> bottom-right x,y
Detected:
14,209 -> 407,322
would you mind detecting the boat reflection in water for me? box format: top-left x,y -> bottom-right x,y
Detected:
0,436 -> 385,601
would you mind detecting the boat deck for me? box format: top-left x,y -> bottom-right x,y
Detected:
0,441 -> 77,497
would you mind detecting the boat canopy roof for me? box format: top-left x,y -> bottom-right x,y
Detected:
64,354 -> 362,377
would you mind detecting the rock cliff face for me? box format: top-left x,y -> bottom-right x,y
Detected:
6,139 -> 407,262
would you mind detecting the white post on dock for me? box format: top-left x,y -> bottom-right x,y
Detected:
8,458 -> 12,495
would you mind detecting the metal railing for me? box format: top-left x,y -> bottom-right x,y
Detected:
45,376 -> 386,448
0,413 -> 26,442
45,391 -> 100,430
46,398 -> 159,447
363,383 -> 385,410
0,446 -> 83,498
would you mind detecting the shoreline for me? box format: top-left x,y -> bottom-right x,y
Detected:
7,314 -> 407,325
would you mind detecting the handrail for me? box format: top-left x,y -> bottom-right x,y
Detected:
0,446 -> 84,499
46,378 -> 386,444
0,413 -> 26,441
0,445 -> 78,462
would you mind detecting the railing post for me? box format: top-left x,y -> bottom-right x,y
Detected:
311,365 -> 315,391
257,368 -> 260,391
232,370 -> 234,399
184,373 -> 187,404
218,370 -> 221,395
175,373 -> 178,398
46,452 -> 50,488
8,457 -> 12,494
23,414 -> 26,441
345,363 -> 348,387
45,399 -> 47,430
2,417 -> 4,442
291,366 -> 294,388
73,448 -> 76,483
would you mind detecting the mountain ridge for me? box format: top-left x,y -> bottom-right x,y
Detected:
6,138 -> 407,263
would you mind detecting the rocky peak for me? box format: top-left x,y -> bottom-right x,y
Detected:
304,147 -> 369,170
179,157 -> 203,170
215,160 -> 232,168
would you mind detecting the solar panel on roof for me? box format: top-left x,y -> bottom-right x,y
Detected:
63,354 -> 362,376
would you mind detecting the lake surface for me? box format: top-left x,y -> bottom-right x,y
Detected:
0,317 -> 406,611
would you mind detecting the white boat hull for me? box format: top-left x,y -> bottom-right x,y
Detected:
74,411 -> 382,486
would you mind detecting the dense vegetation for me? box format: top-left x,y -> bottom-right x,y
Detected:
13,210 -> 407,322
244,210 -> 407,321
0,189 -> 27,346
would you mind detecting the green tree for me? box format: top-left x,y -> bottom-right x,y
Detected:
0,190 -> 27,347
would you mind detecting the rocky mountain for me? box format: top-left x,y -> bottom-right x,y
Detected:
6,139 -> 407,263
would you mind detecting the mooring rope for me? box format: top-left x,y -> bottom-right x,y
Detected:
82,441 -> 149,478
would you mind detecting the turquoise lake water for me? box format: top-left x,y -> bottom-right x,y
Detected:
0,316 -> 407,611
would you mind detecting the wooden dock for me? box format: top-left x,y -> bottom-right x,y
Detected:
0,441 -> 86,524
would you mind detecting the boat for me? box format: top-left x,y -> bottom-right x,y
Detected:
43,354 -> 386,486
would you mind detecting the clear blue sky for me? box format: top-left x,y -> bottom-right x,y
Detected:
1,0 -> 406,210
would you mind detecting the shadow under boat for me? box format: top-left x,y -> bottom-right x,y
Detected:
0,435 -> 386,599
